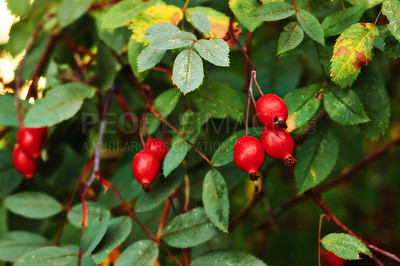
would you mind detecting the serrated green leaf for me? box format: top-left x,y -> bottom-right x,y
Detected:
24,83 -> 95,127
4,192 -> 63,219
57,0 -> 91,27
284,84 -> 322,131
145,88 -> 181,135
202,169 -> 230,233
330,23 -> 379,87
0,151 -> 23,198
92,217 -> 132,264
211,127 -> 262,167
188,81 -> 245,122
150,31 -> 196,50
96,42 -> 117,91
80,210 -> 110,257
172,49 -> 204,94
0,231 -> 49,262
68,202 -> 108,227
324,85 -> 369,125
353,70 -> 390,140
163,137 -> 190,177
162,208 -> 218,248
192,11 -> 212,35
321,5 -> 365,36
295,123 -> 339,194
251,2 -> 295,21
297,9 -> 325,45
115,240 -> 159,266
192,250 -> 267,266
229,0 -> 263,31
383,0 -> 400,43
6,0 -> 30,17
136,166 -> 185,212
128,38 -> 148,82
15,246 -> 77,266
194,38 -> 230,66
145,22 -> 180,42
278,22 -> 304,55
321,233 -> 372,260
137,46 -> 166,72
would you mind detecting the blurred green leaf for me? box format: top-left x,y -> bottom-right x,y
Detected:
346,0 -> 382,9
80,210 -> 110,257
57,0 -> 91,27
321,5 -> 365,36
128,38 -> 148,82
96,42 -> 117,91
251,2 -> 295,21
162,208 -> 218,248
6,0 -> 30,17
0,151 -> 23,198
115,240 -> 159,266
172,49 -> 204,94
321,233 -> 372,260
14,246 -> 77,266
68,202 -> 108,227
229,0 -> 263,31
192,250 -> 267,266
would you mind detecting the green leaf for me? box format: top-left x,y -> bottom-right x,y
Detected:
229,0 -> 263,32
4,192 -> 63,219
14,246 -> 77,266
0,95 -> 26,127
330,23 -> 379,87
353,70 -> 390,140
277,22 -> 304,55
145,22 -> 180,42
145,88 -> 181,135
294,123 -> 339,194
115,240 -> 159,266
96,42 -> 117,91
172,49 -> 204,94
97,164 -> 142,209
381,26 -> 400,58
100,0 -> 151,29
324,85 -> 370,125
382,0 -> 400,43
188,81 -> 245,122
180,111 -> 211,142
163,137 -> 190,177
211,127 -> 262,167
192,250 -> 267,266
347,0 -> 383,9
0,231 -> 49,262
251,2 -> 295,21
297,9 -> 325,46
162,208 -> 218,248
192,12 -> 212,35
24,83 -> 95,127
57,0 -> 91,27
68,202 -> 108,227
80,210 -> 110,257
6,0 -> 30,17
321,233 -> 372,260
194,38 -> 230,67
0,151 -> 23,198
136,166 -> 185,212
96,15 -> 131,54
321,5 -> 365,36
149,31 -> 196,50
128,38 -> 148,82
284,84 -> 322,131
202,169 -> 230,233
92,217 -> 132,264
137,46 -> 166,72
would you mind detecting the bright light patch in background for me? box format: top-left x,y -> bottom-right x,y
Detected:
0,0 -> 18,44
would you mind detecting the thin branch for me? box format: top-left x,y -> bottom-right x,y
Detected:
184,174 -> 190,212
88,0 -> 120,11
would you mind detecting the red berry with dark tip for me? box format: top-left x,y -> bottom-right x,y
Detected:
132,150 -> 160,192
256,94 -> 288,129
234,136 -> 265,180
322,249 -> 345,266
16,127 -> 47,158
260,127 -> 296,167
144,138 -> 168,162
12,144 -> 38,179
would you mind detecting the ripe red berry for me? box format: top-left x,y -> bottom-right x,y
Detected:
260,127 -> 296,167
256,94 -> 288,129
132,150 -> 160,192
144,138 -> 168,162
322,249 -> 345,266
233,136 -> 265,180
16,127 -> 47,158
12,144 -> 38,179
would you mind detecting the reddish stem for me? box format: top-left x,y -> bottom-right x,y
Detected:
156,199 -> 172,239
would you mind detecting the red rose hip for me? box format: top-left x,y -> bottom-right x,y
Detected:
322,249 -> 345,266
12,144 -> 38,179
144,138 -> 168,162
16,127 -> 47,158
132,150 -> 160,192
234,136 -> 265,181
256,94 -> 288,129
260,127 -> 296,167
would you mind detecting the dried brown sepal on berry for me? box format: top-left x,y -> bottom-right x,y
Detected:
142,183 -> 151,193
248,172 -> 260,181
284,155 -> 297,168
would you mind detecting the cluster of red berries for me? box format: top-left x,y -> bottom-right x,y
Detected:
234,94 -> 296,180
132,138 -> 168,192
12,127 -> 47,179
